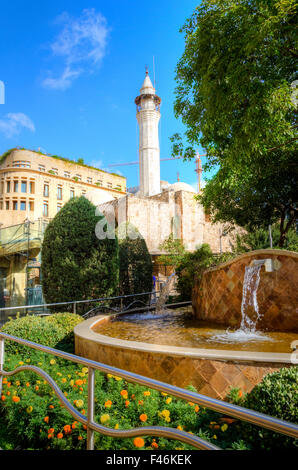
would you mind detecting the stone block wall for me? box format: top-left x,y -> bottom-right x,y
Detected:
192,249 -> 298,332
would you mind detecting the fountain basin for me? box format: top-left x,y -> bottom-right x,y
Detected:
74,309 -> 295,399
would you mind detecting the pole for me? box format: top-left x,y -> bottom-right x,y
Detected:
269,225 -> 273,248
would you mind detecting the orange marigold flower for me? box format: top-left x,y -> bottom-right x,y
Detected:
49,428 -> 55,434
139,413 -> 148,422
194,406 -> 199,413
105,400 -> 112,408
151,442 -> 158,449
7,382 -> 11,388
131,394 -> 135,399
57,433 -> 63,439
83,425 -> 87,430
238,390 -> 243,398
26,383 -> 30,387
78,436 -> 83,441
82,409 -> 86,415
143,391 -> 150,397
133,437 -> 145,448
63,425 -> 71,435
75,379 -> 84,386
48,434 -> 54,439
72,421 -> 78,429
125,400 -> 130,407
49,405 -> 54,409
12,396 -> 20,403
6,391 -> 10,396
138,400 -> 144,406
120,390 -> 128,398
3,378 -> 7,384
44,416 -> 49,423
1,395 -> 6,401
35,386 -> 39,391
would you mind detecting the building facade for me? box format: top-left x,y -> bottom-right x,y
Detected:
0,149 -> 126,228
0,149 -> 126,310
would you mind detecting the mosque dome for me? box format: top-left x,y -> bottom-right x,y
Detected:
167,182 -> 197,193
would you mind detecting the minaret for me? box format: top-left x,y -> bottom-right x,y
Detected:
135,69 -> 161,197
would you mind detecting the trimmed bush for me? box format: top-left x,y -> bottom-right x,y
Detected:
1,316 -> 65,355
41,197 -> 119,312
241,367 -> 298,450
45,313 -> 84,352
117,223 -> 152,304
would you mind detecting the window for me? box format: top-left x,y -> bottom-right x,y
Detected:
29,201 -> 34,212
43,184 -> 49,197
6,181 -> 10,193
57,186 -> 62,200
107,182 -> 112,189
64,171 -> 70,178
57,203 -> 62,212
75,174 -> 81,181
12,201 -> 18,210
70,189 -> 75,199
5,200 -> 9,210
38,164 -> 46,172
21,181 -> 27,193
29,181 -> 35,194
12,160 -> 30,168
13,181 -> 18,192
87,177 -> 92,184
51,168 -> 58,175
20,201 -> 26,211
96,180 -> 103,186
43,202 -> 48,217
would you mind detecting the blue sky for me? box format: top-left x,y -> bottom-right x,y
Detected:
0,0 -> 210,190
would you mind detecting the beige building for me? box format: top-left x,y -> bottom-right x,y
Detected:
0,149 -> 126,310
0,148 -> 126,227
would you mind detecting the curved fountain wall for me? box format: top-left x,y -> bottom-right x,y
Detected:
192,249 -> 298,332
74,315 -> 292,400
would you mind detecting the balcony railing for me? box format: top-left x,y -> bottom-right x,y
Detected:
0,332 -> 297,450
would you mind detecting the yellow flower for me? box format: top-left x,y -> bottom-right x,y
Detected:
19,361 -> 24,365
161,410 -> 170,418
50,359 -> 56,365
165,417 -> 171,423
221,424 -> 228,432
165,397 -> 172,404
82,367 -> 88,374
213,435 -> 217,440
38,362 -> 43,366
177,425 -> 183,431
114,423 -> 119,429
100,414 -> 110,424
26,406 -> 33,413
115,376 -> 122,381
64,392 -> 68,397
78,372 -> 85,377
61,378 -> 67,383
188,402 -> 194,407
75,399 -> 84,408
25,359 -> 30,363
16,381 -> 20,386
143,391 -> 150,397
56,372 -> 62,377
36,380 -> 41,384
161,392 -> 167,396
70,380 -> 74,387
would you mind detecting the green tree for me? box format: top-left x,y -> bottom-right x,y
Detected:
117,223 -> 153,303
158,234 -> 187,269
232,223 -> 298,252
41,197 -> 119,311
172,0 -> 297,245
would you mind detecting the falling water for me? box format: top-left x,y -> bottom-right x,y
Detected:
209,264 -> 273,344
155,272 -> 176,314
240,265 -> 262,331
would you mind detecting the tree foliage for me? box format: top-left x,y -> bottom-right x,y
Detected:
232,222 -> 298,252
158,234 -> 187,269
117,223 -> 153,302
41,197 -> 119,310
173,0 -> 297,245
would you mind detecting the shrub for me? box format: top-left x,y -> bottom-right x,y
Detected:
45,313 -> 84,352
240,367 -> 298,450
117,223 -> 152,304
1,315 -> 65,355
41,197 -> 119,312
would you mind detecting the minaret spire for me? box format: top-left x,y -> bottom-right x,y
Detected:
135,71 -> 161,197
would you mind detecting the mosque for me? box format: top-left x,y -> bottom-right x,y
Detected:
98,71 -> 236,262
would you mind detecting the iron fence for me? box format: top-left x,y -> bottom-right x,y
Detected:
0,332 -> 297,450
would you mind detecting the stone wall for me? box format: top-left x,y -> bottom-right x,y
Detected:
192,249 -> 298,332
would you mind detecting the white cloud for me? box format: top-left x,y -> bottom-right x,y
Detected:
42,9 -> 109,90
89,159 -> 103,169
0,113 -> 35,138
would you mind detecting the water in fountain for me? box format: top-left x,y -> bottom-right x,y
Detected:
209,264 -> 273,344
155,272 -> 176,314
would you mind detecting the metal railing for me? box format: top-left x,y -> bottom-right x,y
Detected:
0,332 -> 297,451
0,289 -> 184,326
